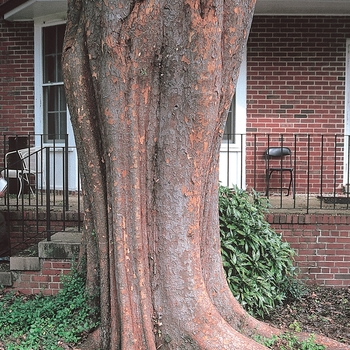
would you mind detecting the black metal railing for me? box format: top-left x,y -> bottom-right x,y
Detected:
0,134 -> 82,257
220,133 -> 350,213
2,131 -> 350,257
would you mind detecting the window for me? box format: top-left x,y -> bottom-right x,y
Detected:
223,95 -> 236,144
42,24 -> 66,141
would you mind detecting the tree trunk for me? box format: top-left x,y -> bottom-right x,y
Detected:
62,1 -> 349,349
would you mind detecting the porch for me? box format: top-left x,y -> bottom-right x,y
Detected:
2,132 -> 350,256
1,132 -> 350,288
220,133 -> 350,214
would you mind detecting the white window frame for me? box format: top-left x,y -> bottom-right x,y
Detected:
343,39 -> 350,189
221,51 -> 247,152
219,51 -> 247,188
34,18 -> 74,147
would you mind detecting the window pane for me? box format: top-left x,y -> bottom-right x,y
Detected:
43,24 -> 65,83
59,85 -> 66,110
58,112 -> 67,137
57,52 -> 63,82
44,55 -> 55,83
224,95 -> 236,143
44,85 -> 66,140
47,86 -> 57,110
47,112 -> 57,138
44,26 -> 56,54
57,25 -> 65,56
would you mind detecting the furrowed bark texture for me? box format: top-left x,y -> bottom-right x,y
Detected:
63,1 -> 349,349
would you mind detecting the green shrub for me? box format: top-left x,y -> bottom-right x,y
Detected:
219,185 -> 303,318
0,266 -> 99,349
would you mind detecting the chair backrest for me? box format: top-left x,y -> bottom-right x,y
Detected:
17,147 -> 43,174
264,147 -> 293,168
265,147 -> 291,158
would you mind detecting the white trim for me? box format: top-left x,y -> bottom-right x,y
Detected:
345,39 -> 350,136
34,22 -> 43,143
4,0 -> 37,20
235,51 -> 247,136
34,19 -> 75,148
254,13 -> 350,16
220,51 -> 247,152
343,39 -> 350,187
4,1 -> 67,22
254,0 -> 350,16
219,52 -> 247,188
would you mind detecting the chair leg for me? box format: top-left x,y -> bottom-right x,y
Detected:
265,171 -> 270,197
267,170 -> 294,197
21,174 -> 35,196
286,181 -> 291,196
286,170 -> 293,197
17,176 -> 23,199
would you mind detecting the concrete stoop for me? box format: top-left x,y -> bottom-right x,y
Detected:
38,231 -> 82,259
0,231 -> 82,287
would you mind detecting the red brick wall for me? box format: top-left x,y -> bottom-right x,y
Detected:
245,17 -> 350,194
268,213 -> 350,286
0,17 -> 34,167
8,260 -> 72,295
6,212 -> 350,296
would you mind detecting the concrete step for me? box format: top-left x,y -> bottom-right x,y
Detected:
38,231 -> 82,259
10,256 -> 40,271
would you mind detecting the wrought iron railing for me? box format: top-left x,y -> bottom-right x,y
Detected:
2,132 -> 350,258
0,134 -> 82,257
220,133 -> 350,213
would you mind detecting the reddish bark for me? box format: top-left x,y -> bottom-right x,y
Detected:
62,1 -> 350,349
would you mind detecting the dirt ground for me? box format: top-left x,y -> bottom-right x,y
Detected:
0,266 -> 349,348
75,285 -> 350,349
264,285 -> 350,347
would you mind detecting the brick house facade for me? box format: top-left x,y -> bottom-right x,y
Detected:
245,16 -> 350,194
1,1 -> 350,289
1,4 -> 349,191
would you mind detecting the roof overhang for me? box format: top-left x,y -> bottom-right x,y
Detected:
1,0 -> 350,22
255,0 -> 350,15
0,0 -> 66,22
